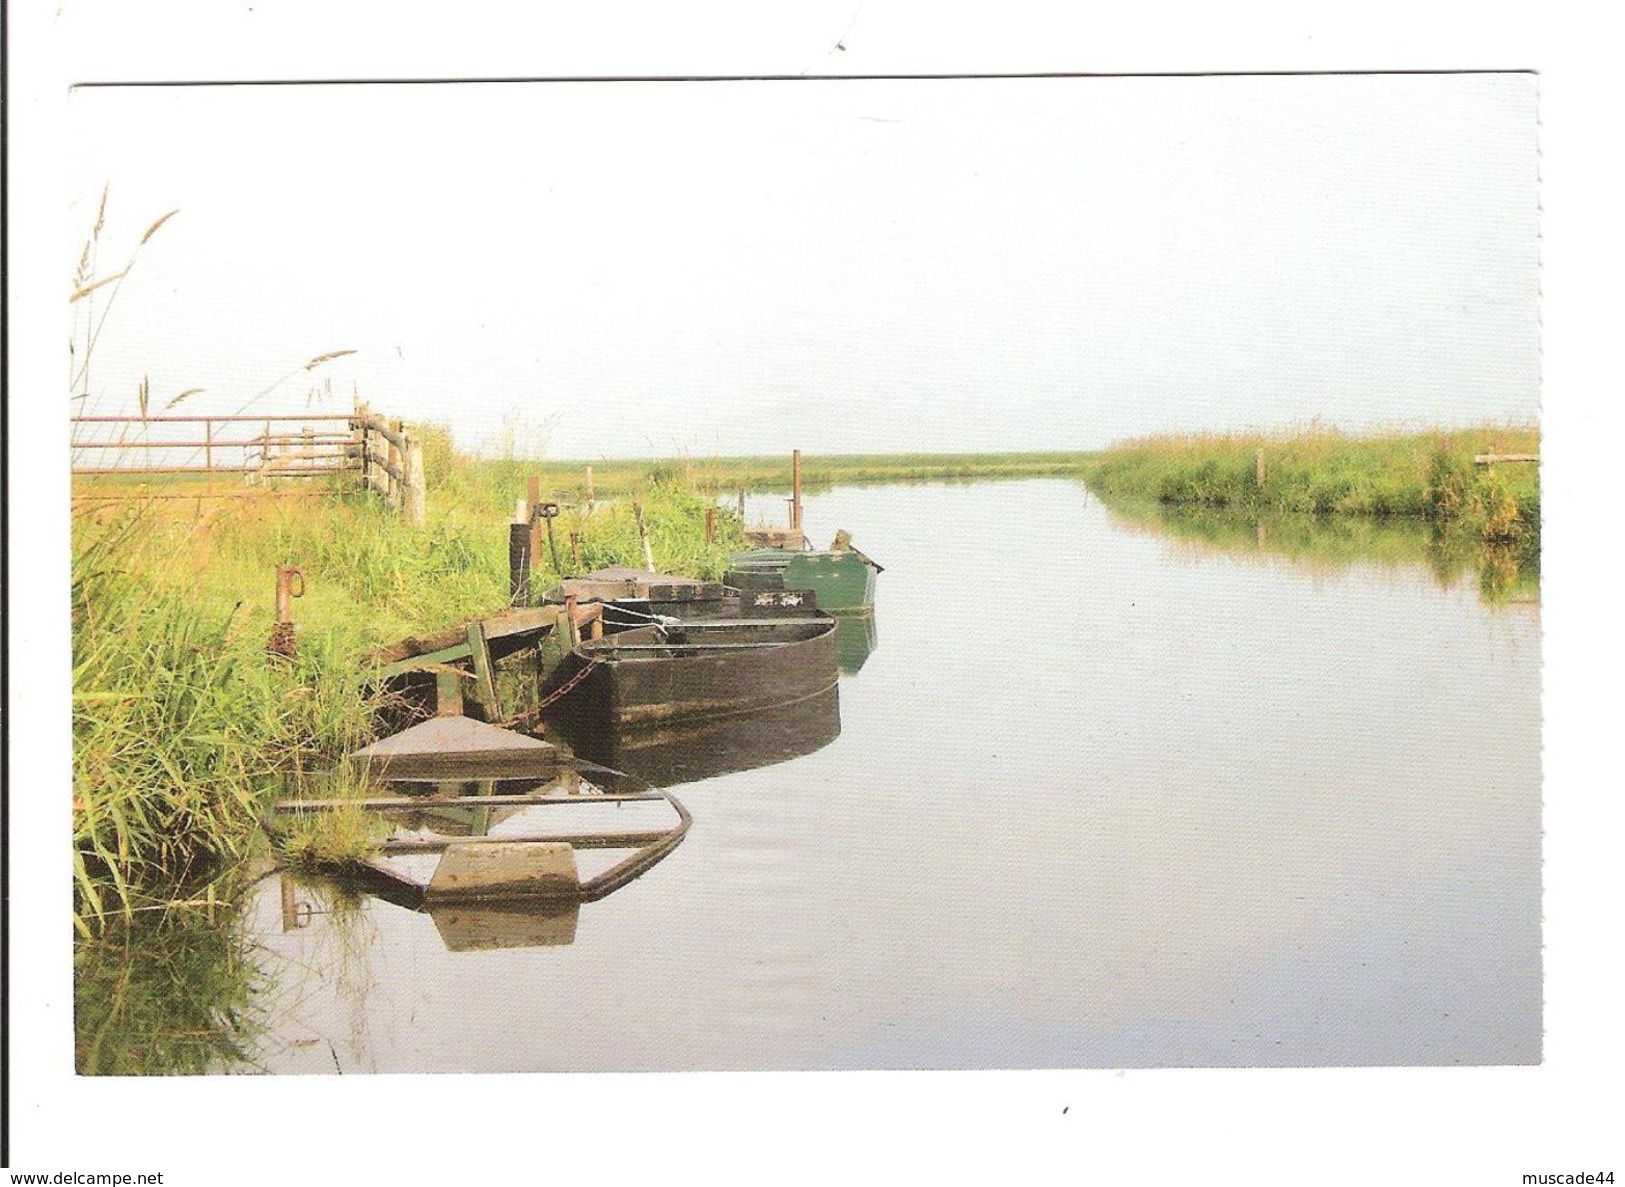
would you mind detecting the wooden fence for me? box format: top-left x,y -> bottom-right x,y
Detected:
354,404 -> 426,527
70,404 -> 426,526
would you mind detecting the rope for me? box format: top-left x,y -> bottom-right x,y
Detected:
599,603 -> 680,626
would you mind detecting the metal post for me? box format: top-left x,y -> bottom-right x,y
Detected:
634,498 -> 655,572
705,506 -> 715,544
204,419 -> 213,473
544,513 -> 561,574
509,521 -> 531,605
274,565 -> 303,624
268,565 -> 303,659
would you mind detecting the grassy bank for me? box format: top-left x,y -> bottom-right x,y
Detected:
1082,425 -> 1538,538
70,433 -> 750,930
444,450 -> 1100,510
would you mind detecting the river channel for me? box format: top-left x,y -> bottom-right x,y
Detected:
242,478 -> 1541,1071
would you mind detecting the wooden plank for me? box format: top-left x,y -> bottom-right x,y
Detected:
676,617 -> 826,629
434,669 -> 464,717
426,841 -> 580,901
275,791 -> 664,812
71,413 -> 356,424
379,829 -> 676,854
372,606 -> 560,667
599,641 -> 806,651
467,622 -> 498,718
1473,453 -> 1539,465
377,639 -> 477,678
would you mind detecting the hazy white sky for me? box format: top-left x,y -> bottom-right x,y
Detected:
69,73 -> 1538,457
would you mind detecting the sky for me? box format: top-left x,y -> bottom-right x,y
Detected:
66,72 -> 1540,459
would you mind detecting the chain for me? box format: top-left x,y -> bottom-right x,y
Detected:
538,657 -> 603,709
502,656 -> 605,728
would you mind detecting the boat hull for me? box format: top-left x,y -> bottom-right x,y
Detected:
541,616 -> 839,738
724,549 -> 879,616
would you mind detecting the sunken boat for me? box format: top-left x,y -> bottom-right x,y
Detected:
539,612 -> 839,740
272,716 -> 693,950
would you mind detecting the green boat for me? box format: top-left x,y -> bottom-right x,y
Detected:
724,534 -> 881,617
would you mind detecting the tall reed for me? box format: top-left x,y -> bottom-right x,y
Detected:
1083,424 -> 1540,547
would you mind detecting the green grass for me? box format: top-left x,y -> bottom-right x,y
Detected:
1082,424 -> 1539,541
276,802 -> 392,869
436,449 -> 1101,510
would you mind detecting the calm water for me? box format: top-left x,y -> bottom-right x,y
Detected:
245,479 -> 1541,1070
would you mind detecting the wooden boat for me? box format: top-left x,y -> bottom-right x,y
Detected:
539,613 -> 839,737
724,538 -> 881,616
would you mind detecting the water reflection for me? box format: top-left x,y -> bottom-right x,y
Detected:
1097,494 -> 1539,606
560,683 -> 842,789
834,614 -> 879,674
283,866 -> 582,952
75,867 -> 270,1075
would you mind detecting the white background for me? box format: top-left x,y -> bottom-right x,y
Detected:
7,3 -> 1622,1184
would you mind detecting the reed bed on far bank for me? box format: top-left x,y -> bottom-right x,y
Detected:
437,449 -> 1100,510
1083,424 -> 1540,543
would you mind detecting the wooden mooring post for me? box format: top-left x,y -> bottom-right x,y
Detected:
527,476 -> 544,587
791,448 -> 803,530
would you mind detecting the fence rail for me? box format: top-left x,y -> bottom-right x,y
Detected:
70,405 -> 427,526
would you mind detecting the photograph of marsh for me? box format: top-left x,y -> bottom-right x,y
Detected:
66,72 -> 1539,1075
